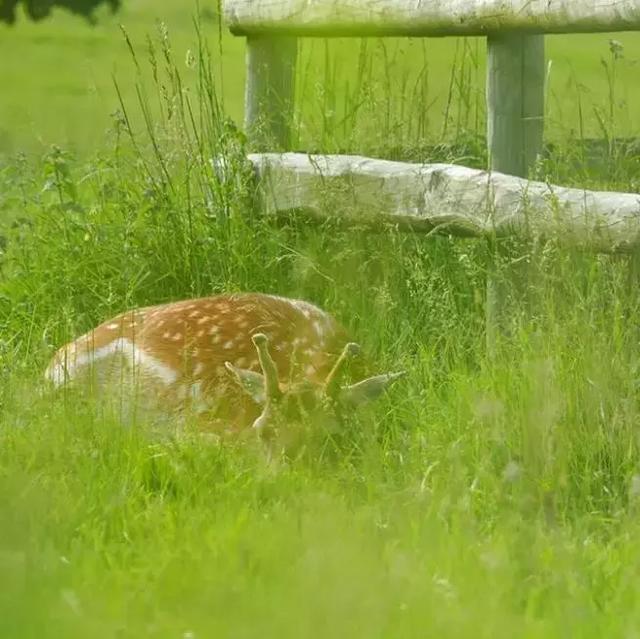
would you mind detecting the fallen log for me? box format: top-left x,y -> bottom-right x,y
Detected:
245,153 -> 640,252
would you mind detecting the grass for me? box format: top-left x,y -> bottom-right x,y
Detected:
2,1 -> 640,156
0,1 -> 245,156
2,4 -> 640,638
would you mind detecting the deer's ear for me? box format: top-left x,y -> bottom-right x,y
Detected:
225,362 -> 266,405
339,371 -> 406,407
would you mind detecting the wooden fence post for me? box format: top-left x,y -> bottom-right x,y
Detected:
485,33 -> 545,354
244,36 -> 298,150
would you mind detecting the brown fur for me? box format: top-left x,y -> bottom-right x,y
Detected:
46,293 -> 356,431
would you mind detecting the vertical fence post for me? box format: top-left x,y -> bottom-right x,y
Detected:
485,33 -> 545,354
244,36 -> 298,150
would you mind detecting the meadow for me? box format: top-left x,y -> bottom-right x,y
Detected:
3,2 -> 640,637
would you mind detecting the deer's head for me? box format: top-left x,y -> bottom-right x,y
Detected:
225,333 -> 405,450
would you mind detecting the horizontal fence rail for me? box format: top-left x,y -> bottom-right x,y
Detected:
245,153 -> 640,252
224,0 -> 640,37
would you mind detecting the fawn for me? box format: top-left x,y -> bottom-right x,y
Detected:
45,292 -> 404,447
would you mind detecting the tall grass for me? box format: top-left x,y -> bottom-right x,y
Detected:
295,36 -> 486,164
2,21 -> 640,638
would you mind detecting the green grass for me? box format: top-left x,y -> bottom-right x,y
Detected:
2,2 -> 640,155
2,5 -> 640,638
0,1 -> 246,156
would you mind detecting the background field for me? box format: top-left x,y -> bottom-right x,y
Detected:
3,3 -> 640,638
2,1 -> 640,156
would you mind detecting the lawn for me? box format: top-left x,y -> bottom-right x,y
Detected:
1,1 -> 640,155
2,2 -> 640,638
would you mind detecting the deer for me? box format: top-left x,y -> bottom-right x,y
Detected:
45,292 -> 405,452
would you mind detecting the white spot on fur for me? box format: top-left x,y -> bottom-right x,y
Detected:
189,310 -> 200,318
45,361 -> 68,386
194,362 -> 205,375
172,333 -> 182,341
223,340 -> 235,350
208,325 -> 220,335
197,316 -> 210,325
136,351 -> 178,385
45,337 -> 178,387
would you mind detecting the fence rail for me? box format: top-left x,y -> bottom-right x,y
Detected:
225,0 -> 640,37
247,153 -> 640,253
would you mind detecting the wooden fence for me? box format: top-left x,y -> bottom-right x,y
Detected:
223,0 -> 640,239
245,153 -> 640,252
222,0 -> 640,343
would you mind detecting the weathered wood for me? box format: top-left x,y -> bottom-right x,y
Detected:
224,0 -> 640,37
246,153 -> 640,252
486,33 -> 545,351
245,36 -> 298,149
487,34 -> 545,177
